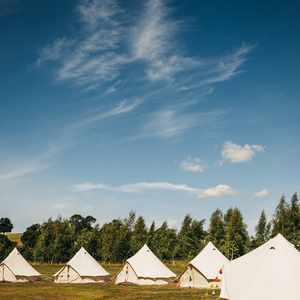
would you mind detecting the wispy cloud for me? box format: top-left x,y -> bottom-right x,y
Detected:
180,157 -> 206,173
39,0 -> 253,89
38,0 -> 127,89
131,0 -> 254,84
78,0 -> 122,29
0,144 -> 62,181
139,109 -> 225,139
72,180 -> 237,199
72,98 -> 143,130
254,189 -> 271,198
0,163 -> 47,180
220,141 -> 265,165
37,38 -> 75,65
38,0 -> 254,144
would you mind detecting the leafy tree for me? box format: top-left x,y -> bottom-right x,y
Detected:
152,222 -> 177,261
100,219 -> 131,262
0,218 -> 13,233
253,210 -> 271,248
124,211 -> 136,232
52,220 -> 74,263
223,208 -> 249,259
0,234 -> 16,261
33,219 -> 57,263
176,215 -> 193,259
272,196 -> 290,237
288,193 -> 300,247
176,215 -> 206,259
147,221 -> 156,249
70,214 -> 96,234
21,224 -> 41,260
208,209 -> 225,250
130,216 -> 148,253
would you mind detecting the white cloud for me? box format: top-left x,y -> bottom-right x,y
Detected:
255,189 -> 271,198
72,181 -> 198,193
131,0 -> 254,83
131,0 -> 198,81
199,184 -> 237,199
221,141 -> 265,164
180,158 -> 206,173
72,181 -> 236,199
132,0 -> 176,61
38,0 -> 128,89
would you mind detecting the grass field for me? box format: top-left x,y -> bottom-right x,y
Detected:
6,232 -> 22,246
0,262 -> 219,300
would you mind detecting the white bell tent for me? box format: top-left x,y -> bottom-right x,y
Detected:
178,242 -> 229,289
115,244 -> 176,285
220,234 -> 300,300
54,247 -> 109,284
0,248 -> 41,282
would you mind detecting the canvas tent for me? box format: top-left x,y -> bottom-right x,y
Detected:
115,244 -> 176,285
220,234 -> 300,300
54,247 -> 109,283
0,248 -> 41,282
178,242 -> 229,289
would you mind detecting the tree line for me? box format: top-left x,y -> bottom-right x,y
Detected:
0,193 -> 299,263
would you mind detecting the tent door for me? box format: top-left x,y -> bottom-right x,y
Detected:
188,266 -> 193,288
125,264 -> 129,282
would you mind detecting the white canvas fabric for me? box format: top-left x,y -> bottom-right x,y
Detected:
0,248 -> 41,282
178,242 -> 229,288
115,244 -> 176,285
54,247 -> 109,283
220,234 -> 300,300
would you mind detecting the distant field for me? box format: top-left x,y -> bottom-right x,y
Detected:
6,232 -> 22,246
0,262 -> 219,300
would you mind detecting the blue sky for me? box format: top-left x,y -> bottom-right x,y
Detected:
0,0 -> 299,232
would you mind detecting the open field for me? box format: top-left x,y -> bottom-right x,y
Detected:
0,263 -> 219,300
6,232 -> 22,246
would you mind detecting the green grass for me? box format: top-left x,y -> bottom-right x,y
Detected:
0,262 -> 219,300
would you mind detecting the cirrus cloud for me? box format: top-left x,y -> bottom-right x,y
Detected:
72,181 -> 237,199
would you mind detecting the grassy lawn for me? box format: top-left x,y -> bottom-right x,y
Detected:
0,262 -> 219,300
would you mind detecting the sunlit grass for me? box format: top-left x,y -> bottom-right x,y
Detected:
0,262 -> 219,300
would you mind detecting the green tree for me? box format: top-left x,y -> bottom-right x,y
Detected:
207,209 -> 225,250
0,218 -> 13,233
152,222 -> 177,261
70,214 -> 96,234
100,219 -> 131,262
21,224 -> 41,260
0,235 -> 15,261
272,196 -> 290,237
147,221 -> 156,249
176,215 -> 206,260
253,210 -> 271,248
288,193 -> 300,247
223,208 -> 249,259
130,216 -> 148,253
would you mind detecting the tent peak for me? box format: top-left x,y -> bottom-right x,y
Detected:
78,246 -> 88,253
